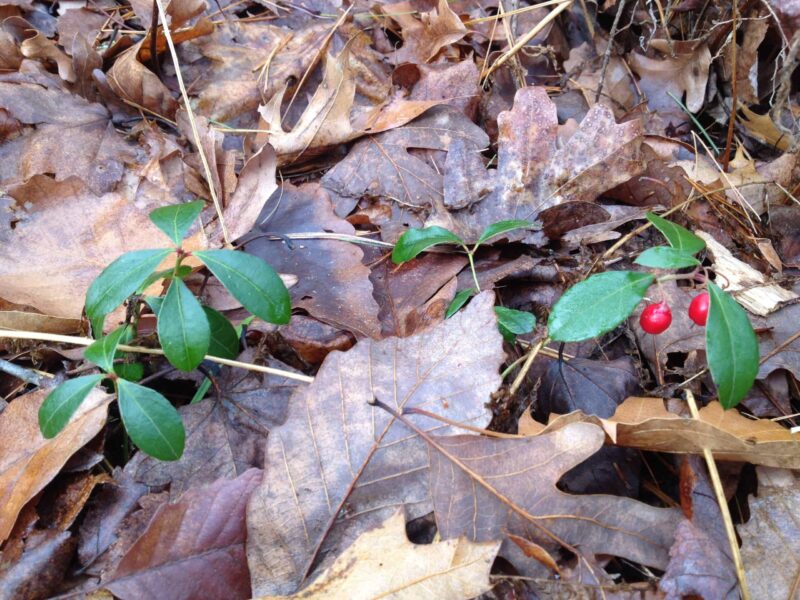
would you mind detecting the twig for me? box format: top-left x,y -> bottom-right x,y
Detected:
685,390 -> 750,600
0,330 -> 314,383
482,0 -> 572,79
0,358 -> 43,385
595,0 -> 627,104
721,0 -> 739,170
154,0 -> 231,247
149,0 -> 162,78
509,337 -> 547,396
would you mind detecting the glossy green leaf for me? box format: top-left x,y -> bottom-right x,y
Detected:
144,295 -> 163,315
203,307 -> 240,359
194,249 -> 291,325
391,227 -> 464,264
117,379 -> 185,460
85,249 -> 172,319
446,289 -> 475,319
548,271 -> 655,342
191,377 -> 212,404
149,200 -> 205,246
477,220 -> 533,246
706,282 -> 759,408
634,246 -> 700,269
137,265 -> 194,293
39,375 -> 104,438
646,212 -> 705,255
84,326 -> 130,373
494,306 -> 535,343
157,279 -> 210,371
114,362 -> 144,382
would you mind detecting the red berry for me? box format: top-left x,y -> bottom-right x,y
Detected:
639,301 -> 672,334
688,292 -> 710,326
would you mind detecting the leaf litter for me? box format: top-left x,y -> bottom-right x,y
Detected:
1,0 -> 799,597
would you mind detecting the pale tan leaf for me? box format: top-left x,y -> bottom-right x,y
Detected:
258,510 -> 499,600
0,386 -> 112,543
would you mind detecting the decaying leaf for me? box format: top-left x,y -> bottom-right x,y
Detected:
0,386 -> 112,543
738,467 -> 800,599
243,183 -> 382,338
258,510 -> 499,600
429,422 -> 681,574
246,292 -> 504,595
384,0 -> 468,64
428,86 -> 645,242
104,469 -> 262,600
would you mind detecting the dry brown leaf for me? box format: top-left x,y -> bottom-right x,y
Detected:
0,310 -> 81,334
0,79 -> 136,194
20,32 -> 75,82
386,0 -> 468,64
106,41 -> 179,118
321,106 -> 489,211
104,469 -> 262,600
246,292 -> 504,595
738,467 -> 800,599
629,41 -> 711,118
428,86 -> 644,242
739,105 -> 793,151
0,175 -> 206,321
258,510 -> 499,600
243,182 -> 381,338
430,422 -> 681,574
222,142 -> 278,243
0,386 -> 112,543
262,49 -> 437,166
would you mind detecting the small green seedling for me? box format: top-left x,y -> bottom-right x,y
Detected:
393,220 -> 538,342
39,201 -> 291,460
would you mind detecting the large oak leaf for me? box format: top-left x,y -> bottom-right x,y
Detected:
429,422 -> 681,573
246,292 -> 504,595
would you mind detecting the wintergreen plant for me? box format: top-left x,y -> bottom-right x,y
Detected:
392,220 -> 537,342
39,201 -> 291,460
394,213 -> 760,409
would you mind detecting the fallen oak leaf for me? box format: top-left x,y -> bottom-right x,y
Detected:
426,421 -> 681,574
246,292 -> 504,595
256,510 -> 499,600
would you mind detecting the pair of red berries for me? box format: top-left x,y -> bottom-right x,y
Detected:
639,292 -> 710,335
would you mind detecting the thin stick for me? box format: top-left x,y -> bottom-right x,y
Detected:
0,330 -> 314,383
595,0 -> 626,103
722,0 -> 739,170
685,390 -> 750,600
0,358 -> 43,385
509,337 -> 547,395
482,0 -> 571,79
465,0 -> 568,24
154,0 -> 231,247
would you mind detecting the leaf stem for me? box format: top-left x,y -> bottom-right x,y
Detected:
465,248 -> 482,292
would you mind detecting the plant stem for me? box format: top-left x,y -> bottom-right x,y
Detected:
464,248 -> 481,292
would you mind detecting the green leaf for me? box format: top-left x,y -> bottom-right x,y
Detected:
114,362 -> 144,382
84,326 -> 130,373
85,249 -> 173,319
117,379 -> 185,460
646,212 -> 706,255
494,306 -> 535,343
191,377 -> 213,404
477,220 -> 533,246
194,249 -> 291,325
446,289 -> 475,319
391,227 -> 464,264
137,265 -> 194,293
149,200 -> 205,246
203,307 -> 240,359
144,295 -> 163,315
39,375 -> 104,438
157,279 -> 210,371
706,282 -> 759,408
634,246 -> 701,269
548,271 -> 655,342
